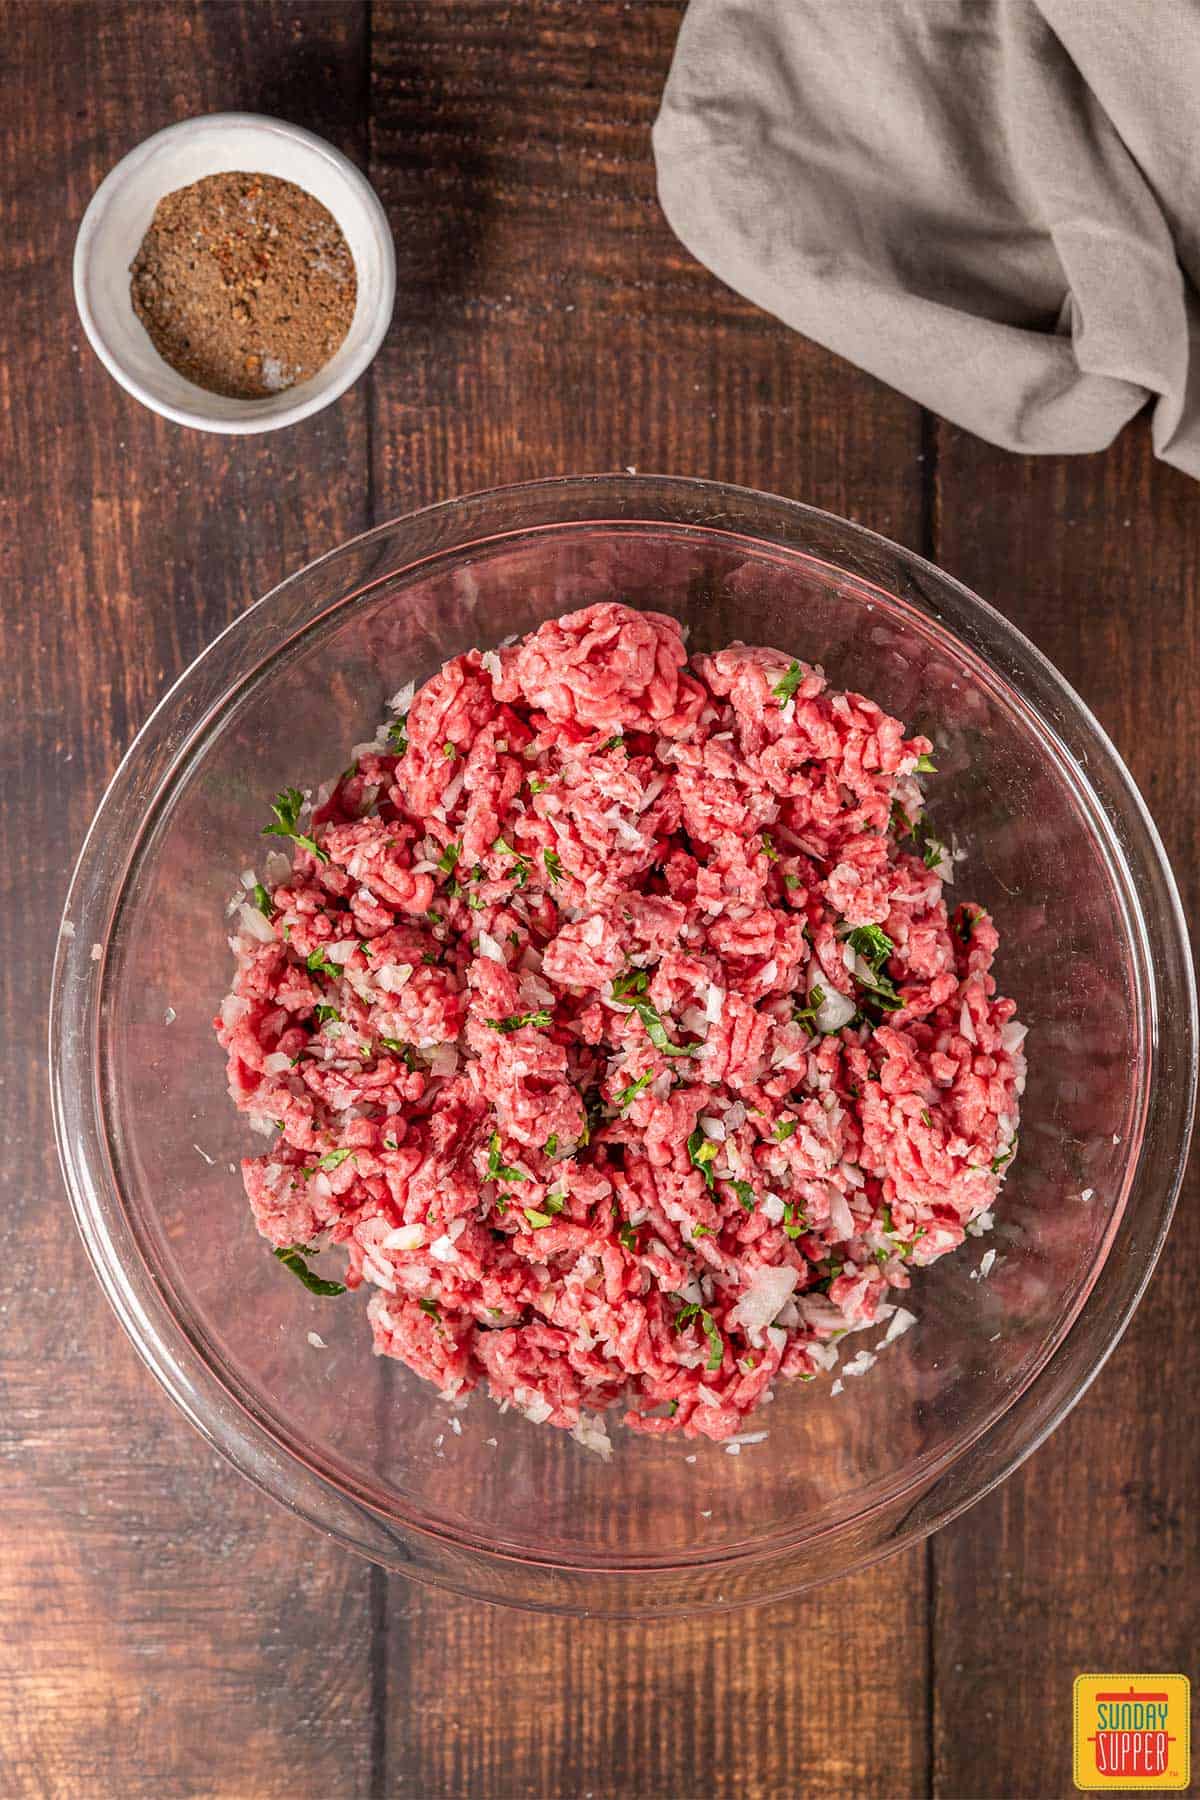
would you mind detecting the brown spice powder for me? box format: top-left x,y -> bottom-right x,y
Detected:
130,171 -> 357,400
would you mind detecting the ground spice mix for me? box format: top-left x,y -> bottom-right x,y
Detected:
130,171 -> 357,399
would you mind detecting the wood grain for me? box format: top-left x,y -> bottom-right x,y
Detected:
927,425 -> 1200,1799
1,2 -> 1196,1797
0,5 -> 377,1798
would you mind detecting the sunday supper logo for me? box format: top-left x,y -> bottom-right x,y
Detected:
1073,1676 -> 1190,1790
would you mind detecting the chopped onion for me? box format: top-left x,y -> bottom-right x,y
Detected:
477,930 -> 505,964
480,649 -> 502,681
388,679 -> 415,714
237,903 -> 277,944
382,1223 -> 426,1251
699,1115 -> 725,1141
724,1100 -> 747,1134
959,1000 -> 977,1044
843,1348 -> 876,1378
762,1193 -> 786,1224
828,1190 -> 855,1240
377,962 -> 415,994
883,1306 -> 917,1344
730,1265 -> 798,1335
815,987 -> 856,1033
430,1234 -> 457,1263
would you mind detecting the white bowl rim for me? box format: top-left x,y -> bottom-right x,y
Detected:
72,110 -> 396,436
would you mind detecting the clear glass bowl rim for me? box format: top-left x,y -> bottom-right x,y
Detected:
50,473 -> 1197,1609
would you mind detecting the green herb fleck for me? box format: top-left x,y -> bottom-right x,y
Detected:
436,842 -> 461,875
760,832 -> 780,862
772,660 -> 804,704
273,1245 -> 345,1297
313,1003 -> 340,1027
543,1133 -> 559,1157
916,752 -> 937,773
633,999 -> 696,1058
379,1037 -> 418,1068
615,1069 -> 654,1110
523,1207 -> 555,1230
793,985 -> 825,1035
730,1179 -> 756,1214
674,1302 -> 723,1371
486,1131 -> 526,1184
418,1296 -> 440,1320
599,734 -> 625,753
529,776 -> 549,795
486,1009 -> 553,1033
774,1118 -> 797,1142
618,1221 -> 638,1252
611,968 -> 649,1001
783,872 -> 802,891
782,1201 -> 805,1239
493,837 -> 531,887
262,787 -> 328,863
387,716 -> 409,755
846,924 -> 904,1013
252,883 -> 275,919
306,946 -> 341,982
543,848 -> 564,885
687,1127 -> 719,1191
442,742 -> 457,760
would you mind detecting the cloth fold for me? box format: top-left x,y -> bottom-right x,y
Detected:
653,0 -> 1200,476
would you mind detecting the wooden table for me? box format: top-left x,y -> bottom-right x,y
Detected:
3,4 -> 1195,1796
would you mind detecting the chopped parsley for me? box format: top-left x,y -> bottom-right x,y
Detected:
310,1147 -> 354,1173
542,848 -> 564,885
615,1069 -> 654,1110
306,946 -> 341,981
599,734 -> 625,753
846,923 -> 903,1013
543,1133 -> 559,1157
436,842 -> 461,875
466,892 -> 486,911
418,1296 -> 441,1320
916,752 -> 937,773
793,985 -> 825,1035
611,968 -> 649,1001
486,1131 -> 526,1184
730,1179 -> 756,1214
493,837 -> 530,887
687,1127 -> 719,1191
442,742 -> 457,759
633,998 -> 695,1058
273,1245 -> 345,1297
387,716 -> 409,755
772,659 -> 804,704
674,1302 -> 723,1371
618,1221 -> 639,1251
262,787 -> 328,864
542,1191 -> 566,1216
486,1009 -> 553,1033
783,871 -> 802,891
760,832 -> 780,862
313,1003 -> 340,1026
782,1201 -> 805,1239
379,1036 -> 418,1068
920,1109 -> 933,1128
774,1118 -> 797,1141
252,882 -> 275,919
523,1206 -> 555,1229
528,776 -> 549,795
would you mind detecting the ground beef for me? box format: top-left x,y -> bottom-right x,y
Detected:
215,603 -> 1025,1454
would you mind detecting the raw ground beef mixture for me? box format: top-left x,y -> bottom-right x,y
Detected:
216,602 -> 1025,1454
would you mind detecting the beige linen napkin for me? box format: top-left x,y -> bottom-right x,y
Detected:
653,0 -> 1200,474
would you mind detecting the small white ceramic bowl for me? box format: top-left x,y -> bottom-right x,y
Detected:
74,112 -> 395,435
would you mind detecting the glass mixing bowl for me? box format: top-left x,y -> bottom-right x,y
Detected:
51,476 -> 1196,1615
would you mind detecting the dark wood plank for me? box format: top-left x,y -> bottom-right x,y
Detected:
929,424 -> 1200,1798
0,5 -> 377,1797
369,7 -> 930,1798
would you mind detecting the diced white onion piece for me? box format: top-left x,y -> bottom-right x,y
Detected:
1001,1021 -> 1028,1053
959,1000 -> 977,1044
724,1100 -> 746,1133
377,963 -> 415,994
699,1115 -> 725,1141
730,1265 -> 798,1335
816,988 -> 857,1033
430,1234 -> 457,1263
382,1223 -> 426,1251
883,1306 -> 917,1343
762,1193 -> 786,1224
262,1052 -> 293,1077
979,1248 -> 996,1279
237,903 -> 277,944
388,679 -> 415,714
843,1349 -> 876,1377
828,1190 -> 855,1240
481,649 -> 502,680
478,930 -> 505,963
